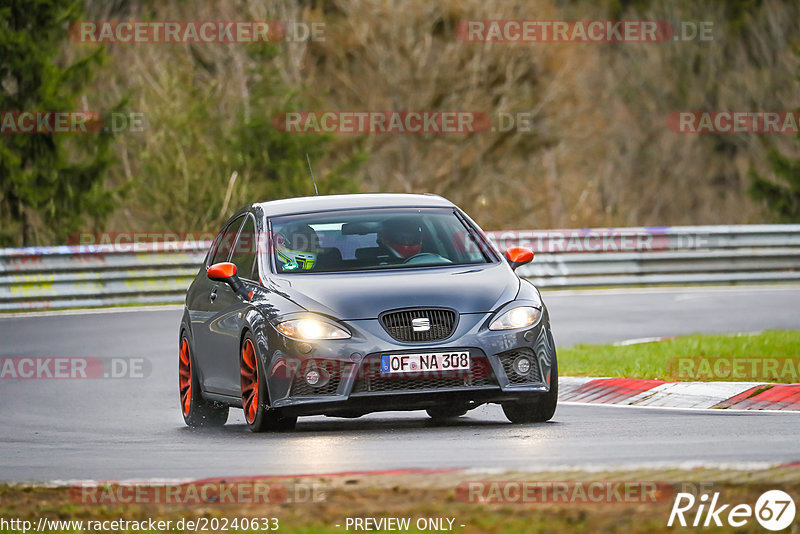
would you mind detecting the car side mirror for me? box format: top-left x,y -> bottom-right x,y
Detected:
505,247 -> 534,270
207,262 -> 251,300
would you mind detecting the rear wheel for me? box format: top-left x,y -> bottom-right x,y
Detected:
426,404 -> 469,420
240,332 -> 297,433
502,358 -> 558,424
179,334 -> 229,427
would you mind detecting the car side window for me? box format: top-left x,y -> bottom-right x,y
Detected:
205,232 -> 223,268
209,216 -> 245,266
230,215 -> 257,280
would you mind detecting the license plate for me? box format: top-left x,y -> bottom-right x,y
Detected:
381,352 -> 470,374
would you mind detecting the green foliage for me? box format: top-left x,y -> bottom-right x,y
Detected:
230,45 -> 363,204
123,42 -> 364,234
4,0 -> 799,244
0,0 -> 117,246
749,149 -> 800,222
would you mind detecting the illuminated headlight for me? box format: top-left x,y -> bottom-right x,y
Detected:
489,306 -> 542,331
276,317 -> 350,340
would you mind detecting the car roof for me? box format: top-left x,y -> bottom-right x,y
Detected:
253,193 -> 455,217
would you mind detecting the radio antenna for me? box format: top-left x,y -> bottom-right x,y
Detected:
306,154 -> 319,196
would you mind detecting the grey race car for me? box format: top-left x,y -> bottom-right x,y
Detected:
179,193 -> 557,432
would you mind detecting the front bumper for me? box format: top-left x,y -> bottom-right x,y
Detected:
261,310 -> 556,417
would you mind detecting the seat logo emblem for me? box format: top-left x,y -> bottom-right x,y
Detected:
412,317 -> 431,332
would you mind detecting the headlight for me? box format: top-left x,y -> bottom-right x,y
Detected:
489,306 -> 541,331
276,317 -> 351,340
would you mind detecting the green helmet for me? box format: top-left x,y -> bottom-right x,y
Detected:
275,224 -> 320,271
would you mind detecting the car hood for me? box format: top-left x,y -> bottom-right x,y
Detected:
274,262 -> 519,320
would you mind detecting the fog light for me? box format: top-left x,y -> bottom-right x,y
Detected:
305,370 -> 321,386
513,357 -> 531,377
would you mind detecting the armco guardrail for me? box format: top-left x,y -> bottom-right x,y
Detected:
489,225 -> 800,288
0,225 -> 799,311
0,241 -> 210,311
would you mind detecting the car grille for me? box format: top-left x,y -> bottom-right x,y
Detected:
351,355 -> 494,394
497,348 -> 541,384
379,308 -> 457,342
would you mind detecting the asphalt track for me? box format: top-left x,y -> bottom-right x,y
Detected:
0,285 -> 798,482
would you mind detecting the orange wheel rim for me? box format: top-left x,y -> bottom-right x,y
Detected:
241,339 -> 259,424
179,337 -> 192,417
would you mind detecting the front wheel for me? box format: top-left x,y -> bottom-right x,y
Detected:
179,334 -> 229,427
240,332 -> 297,433
502,358 -> 558,424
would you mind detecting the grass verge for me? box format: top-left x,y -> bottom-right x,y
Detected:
559,330 -> 800,382
0,467 -> 798,533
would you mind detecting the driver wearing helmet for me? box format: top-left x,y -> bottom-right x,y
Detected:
275,223 -> 321,271
378,216 -> 423,261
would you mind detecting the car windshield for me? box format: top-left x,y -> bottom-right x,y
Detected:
269,208 -> 494,273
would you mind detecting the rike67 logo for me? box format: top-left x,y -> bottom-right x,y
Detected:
668,490 -> 796,531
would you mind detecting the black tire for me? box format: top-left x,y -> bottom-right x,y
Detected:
179,333 -> 229,427
502,357 -> 558,424
240,331 -> 298,433
426,404 -> 469,420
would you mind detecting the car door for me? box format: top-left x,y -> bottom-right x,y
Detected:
192,215 -> 246,396
213,214 -> 260,392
